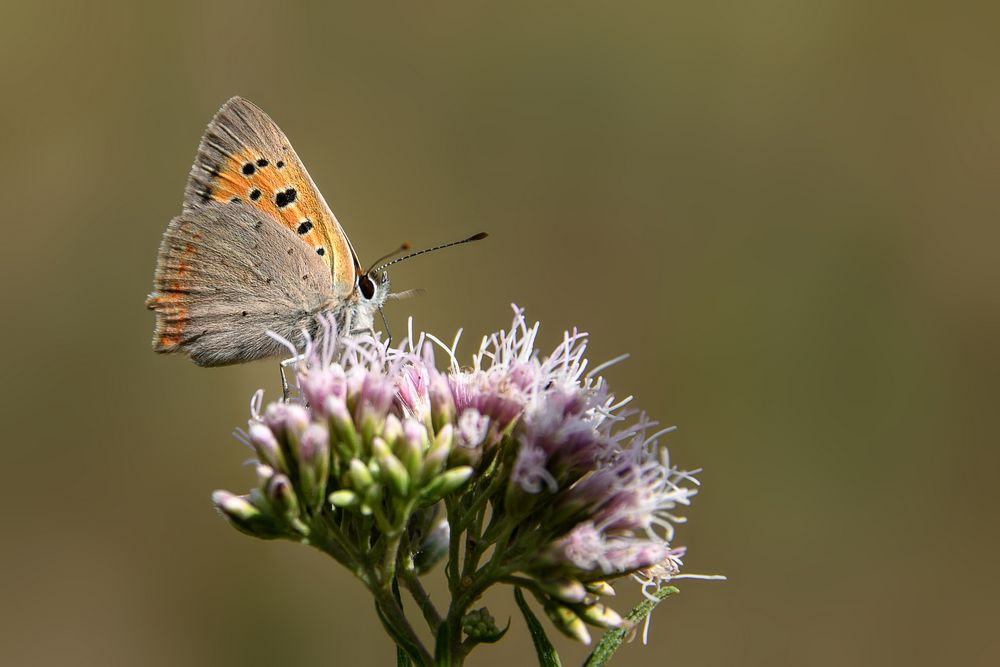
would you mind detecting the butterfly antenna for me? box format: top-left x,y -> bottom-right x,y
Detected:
371,232 -> 488,273
368,242 -> 412,271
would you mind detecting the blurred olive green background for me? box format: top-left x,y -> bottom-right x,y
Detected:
2,1 -> 998,665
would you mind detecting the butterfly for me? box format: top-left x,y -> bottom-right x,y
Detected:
147,97 -> 482,367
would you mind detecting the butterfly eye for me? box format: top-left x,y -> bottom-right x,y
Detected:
358,274 -> 376,300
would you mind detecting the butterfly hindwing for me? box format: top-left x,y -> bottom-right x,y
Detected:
146,203 -> 336,367
184,96 -> 357,295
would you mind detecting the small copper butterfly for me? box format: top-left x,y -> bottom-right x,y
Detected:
146,97 -> 484,367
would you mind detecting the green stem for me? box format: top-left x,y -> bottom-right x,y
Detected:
400,566 -> 443,632
445,497 -> 462,594
380,498 -> 418,590
373,581 -> 432,666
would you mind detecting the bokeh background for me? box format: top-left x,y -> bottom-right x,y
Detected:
2,2 -> 997,665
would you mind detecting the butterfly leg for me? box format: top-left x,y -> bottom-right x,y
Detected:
279,353 -> 306,402
279,363 -> 290,403
378,306 -> 392,346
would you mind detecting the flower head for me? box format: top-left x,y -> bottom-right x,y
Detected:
213,305 -> 713,650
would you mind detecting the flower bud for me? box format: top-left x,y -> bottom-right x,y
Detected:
374,437 -> 410,497
298,423 -> 330,510
300,363 -> 346,415
585,581 -> 616,597
348,458 -> 374,492
575,602 -> 623,629
266,475 -> 307,534
212,490 -> 258,521
360,482 -> 384,516
254,464 -> 275,487
461,608 -> 508,643
212,490 -> 280,539
356,375 -> 393,443
248,422 -> 287,473
328,489 -> 360,508
421,424 -> 453,482
399,419 -> 428,479
381,414 -> 403,448
539,577 -> 586,604
325,395 -> 359,459
264,403 -> 310,454
421,466 -> 474,504
412,519 -> 450,574
544,602 -> 591,644
428,372 -> 455,431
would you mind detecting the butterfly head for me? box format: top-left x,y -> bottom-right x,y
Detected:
357,267 -> 391,306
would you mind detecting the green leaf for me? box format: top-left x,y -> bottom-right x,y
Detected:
583,586 -> 679,666
475,616 -> 511,644
514,587 -> 562,667
434,620 -> 452,667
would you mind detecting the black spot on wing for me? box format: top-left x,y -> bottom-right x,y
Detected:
297,219 -> 313,234
242,162 -> 255,176
316,247 -> 325,256
250,189 -> 261,201
256,158 -> 268,167
275,188 -> 298,208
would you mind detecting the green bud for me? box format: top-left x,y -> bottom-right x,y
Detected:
248,423 -> 288,474
328,489 -> 360,508
277,405 -> 310,464
539,577 -> 586,604
371,436 -> 391,459
382,414 -> 403,447
585,581 -> 616,597
544,602 -> 591,645
428,373 -> 455,431
420,466 -> 473,503
421,424 -> 453,483
211,490 -> 280,539
298,423 -> 330,511
326,396 -> 360,459
461,608 -> 509,643
412,519 -> 449,574
254,464 -> 275,487
378,447 -> 410,498
348,458 -> 374,492
503,478 -> 543,520
213,490 -> 258,521
360,482 -> 384,516
576,602 -> 623,629
359,412 -> 381,450
398,420 -> 426,481
266,475 -> 307,535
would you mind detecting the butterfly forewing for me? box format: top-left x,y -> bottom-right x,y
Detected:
183,96 -> 356,295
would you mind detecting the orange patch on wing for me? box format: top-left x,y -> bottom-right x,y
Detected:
150,225 -> 201,350
205,148 -> 353,288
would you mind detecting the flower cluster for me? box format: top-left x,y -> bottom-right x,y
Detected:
213,306 -> 705,661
